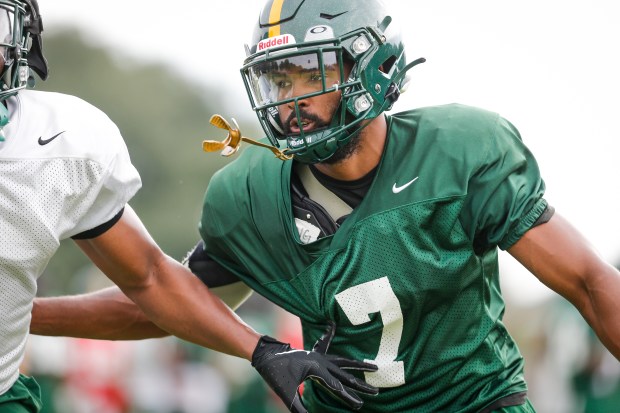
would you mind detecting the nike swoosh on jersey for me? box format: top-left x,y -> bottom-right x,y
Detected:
38,131 -> 65,146
392,176 -> 419,194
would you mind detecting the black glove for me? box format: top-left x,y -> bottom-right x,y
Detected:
251,322 -> 378,412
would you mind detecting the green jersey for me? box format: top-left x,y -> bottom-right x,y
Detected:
199,104 -> 547,412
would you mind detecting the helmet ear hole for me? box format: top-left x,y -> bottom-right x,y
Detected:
380,56 -> 397,74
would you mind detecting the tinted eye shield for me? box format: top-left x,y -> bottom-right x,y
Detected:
241,45 -> 367,147
242,47 -> 353,109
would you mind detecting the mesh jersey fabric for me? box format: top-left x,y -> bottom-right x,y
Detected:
199,104 -> 546,412
0,90 -> 141,395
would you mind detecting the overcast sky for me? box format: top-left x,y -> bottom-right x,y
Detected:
43,0 -> 620,305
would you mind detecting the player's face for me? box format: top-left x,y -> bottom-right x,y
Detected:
276,56 -> 351,136
277,78 -> 342,135
249,51 -> 350,136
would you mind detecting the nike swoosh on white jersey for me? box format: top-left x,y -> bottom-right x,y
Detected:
392,176 -> 419,194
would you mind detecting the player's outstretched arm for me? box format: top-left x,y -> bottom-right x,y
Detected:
31,286 -> 168,340
32,292 -> 379,413
509,212 -> 620,359
73,205 -> 259,359
32,241 -> 252,340
34,206 -> 377,411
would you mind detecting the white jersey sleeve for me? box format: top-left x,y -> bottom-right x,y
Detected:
0,90 -> 142,395
2,90 -> 142,238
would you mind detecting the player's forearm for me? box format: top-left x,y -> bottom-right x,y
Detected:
31,286 -> 169,340
120,254 -> 260,360
75,207 -> 260,359
576,262 -> 620,360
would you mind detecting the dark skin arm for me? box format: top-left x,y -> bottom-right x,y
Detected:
37,209 -> 620,362
47,205 -> 260,359
32,241 -> 251,340
31,285 -> 166,340
508,212 -> 620,359
32,207 -> 380,413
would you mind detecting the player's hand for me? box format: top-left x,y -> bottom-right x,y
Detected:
251,322 -> 378,412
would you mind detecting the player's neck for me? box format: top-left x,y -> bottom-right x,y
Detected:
314,116 -> 387,181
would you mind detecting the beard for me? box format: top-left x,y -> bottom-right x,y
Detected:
282,108 -> 361,165
319,130 -> 361,165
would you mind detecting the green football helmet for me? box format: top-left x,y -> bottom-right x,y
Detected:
241,0 -> 424,164
0,0 -> 47,101
0,0 -> 47,138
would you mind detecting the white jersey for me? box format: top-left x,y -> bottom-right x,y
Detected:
0,90 -> 142,395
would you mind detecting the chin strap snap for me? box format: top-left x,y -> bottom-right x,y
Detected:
202,114 -> 293,161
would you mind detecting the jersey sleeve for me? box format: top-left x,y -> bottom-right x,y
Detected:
62,112 -> 142,239
460,116 -> 547,252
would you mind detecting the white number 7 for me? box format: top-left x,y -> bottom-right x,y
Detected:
335,276 -> 405,387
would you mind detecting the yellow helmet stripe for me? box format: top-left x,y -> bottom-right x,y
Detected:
268,0 -> 285,37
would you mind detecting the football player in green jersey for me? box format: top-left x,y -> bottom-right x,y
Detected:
30,0 -> 620,412
3,1 -> 377,412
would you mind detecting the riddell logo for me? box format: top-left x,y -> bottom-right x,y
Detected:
257,34 -> 295,51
